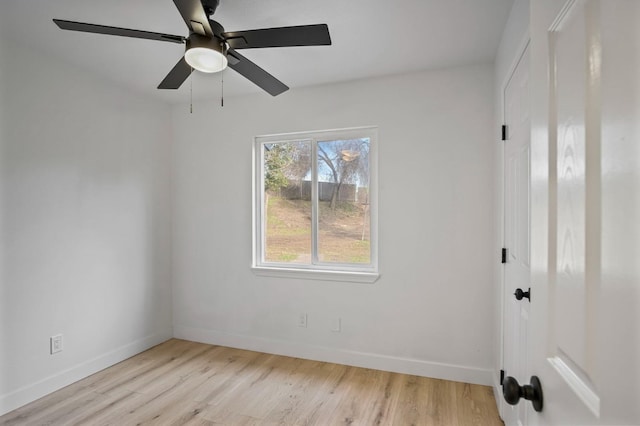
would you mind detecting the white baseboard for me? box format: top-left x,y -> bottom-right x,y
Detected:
174,325 -> 493,386
1,326 -> 494,418
0,329 -> 173,417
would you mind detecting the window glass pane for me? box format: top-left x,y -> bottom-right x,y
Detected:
316,138 -> 371,264
263,141 -> 312,263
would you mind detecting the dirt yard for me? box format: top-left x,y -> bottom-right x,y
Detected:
265,196 -> 370,264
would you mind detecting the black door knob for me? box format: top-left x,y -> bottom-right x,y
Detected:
502,375 -> 543,412
514,287 -> 531,301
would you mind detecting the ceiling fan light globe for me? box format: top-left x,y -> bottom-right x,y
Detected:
184,33 -> 228,73
185,47 -> 228,73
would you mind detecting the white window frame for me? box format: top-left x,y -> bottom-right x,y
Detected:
252,126 -> 379,283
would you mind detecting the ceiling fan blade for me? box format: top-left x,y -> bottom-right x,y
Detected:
158,57 -> 193,89
223,24 -> 331,49
173,0 -> 214,36
53,19 -> 185,44
227,49 -> 288,96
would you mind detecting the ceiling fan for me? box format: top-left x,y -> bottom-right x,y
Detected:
53,0 -> 331,96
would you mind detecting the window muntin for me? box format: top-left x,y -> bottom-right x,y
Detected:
254,127 -> 378,279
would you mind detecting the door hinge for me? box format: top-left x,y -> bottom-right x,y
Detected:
501,124 -> 508,141
500,369 -> 505,386
501,248 -> 507,264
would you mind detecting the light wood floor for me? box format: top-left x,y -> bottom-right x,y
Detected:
0,339 -> 503,425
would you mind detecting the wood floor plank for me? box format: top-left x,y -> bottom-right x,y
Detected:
116,341 -> 214,396
259,359 -> 337,424
265,361 -> 352,425
431,378 -> 460,425
0,339 -> 503,426
322,366 -> 392,425
389,374 -> 433,426
69,391 -> 153,425
91,339 -> 201,397
190,347 -> 266,404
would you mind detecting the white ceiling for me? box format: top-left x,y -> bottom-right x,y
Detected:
0,0 -> 514,103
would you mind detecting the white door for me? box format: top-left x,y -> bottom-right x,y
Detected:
526,1 -> 640,424
502,45 -> 531,426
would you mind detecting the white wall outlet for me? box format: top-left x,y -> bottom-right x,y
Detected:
50,334 -> 63,354
298,313 -> 307,328
331,317 -> 342,332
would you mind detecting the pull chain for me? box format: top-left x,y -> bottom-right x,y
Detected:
190,68 -> 193,113
221,69 -> 224,107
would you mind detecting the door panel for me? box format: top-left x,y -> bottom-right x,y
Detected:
552,0 -> 592,392
528,0 -> 640,424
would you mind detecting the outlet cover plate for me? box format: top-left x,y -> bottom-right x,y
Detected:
50,334 -> 63,354
331,317 -> 342,332
298,313 -> 307,328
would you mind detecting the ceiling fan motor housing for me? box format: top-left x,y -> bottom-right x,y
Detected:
186,33 -> 227,56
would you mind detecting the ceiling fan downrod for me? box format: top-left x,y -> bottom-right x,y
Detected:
202,0 -> 220,17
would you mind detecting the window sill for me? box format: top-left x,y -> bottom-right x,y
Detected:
251,266 -> 380,283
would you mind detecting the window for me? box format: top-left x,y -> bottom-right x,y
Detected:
253,127 -> 378,282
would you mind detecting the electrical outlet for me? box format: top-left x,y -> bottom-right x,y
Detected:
331,317 -> 341,333
50,334 -> 63,354
298,313 -> 307,328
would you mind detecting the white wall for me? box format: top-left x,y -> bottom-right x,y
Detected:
172,64 -> 496,385
492,0 -> 530,407
0,37 -> 173,415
